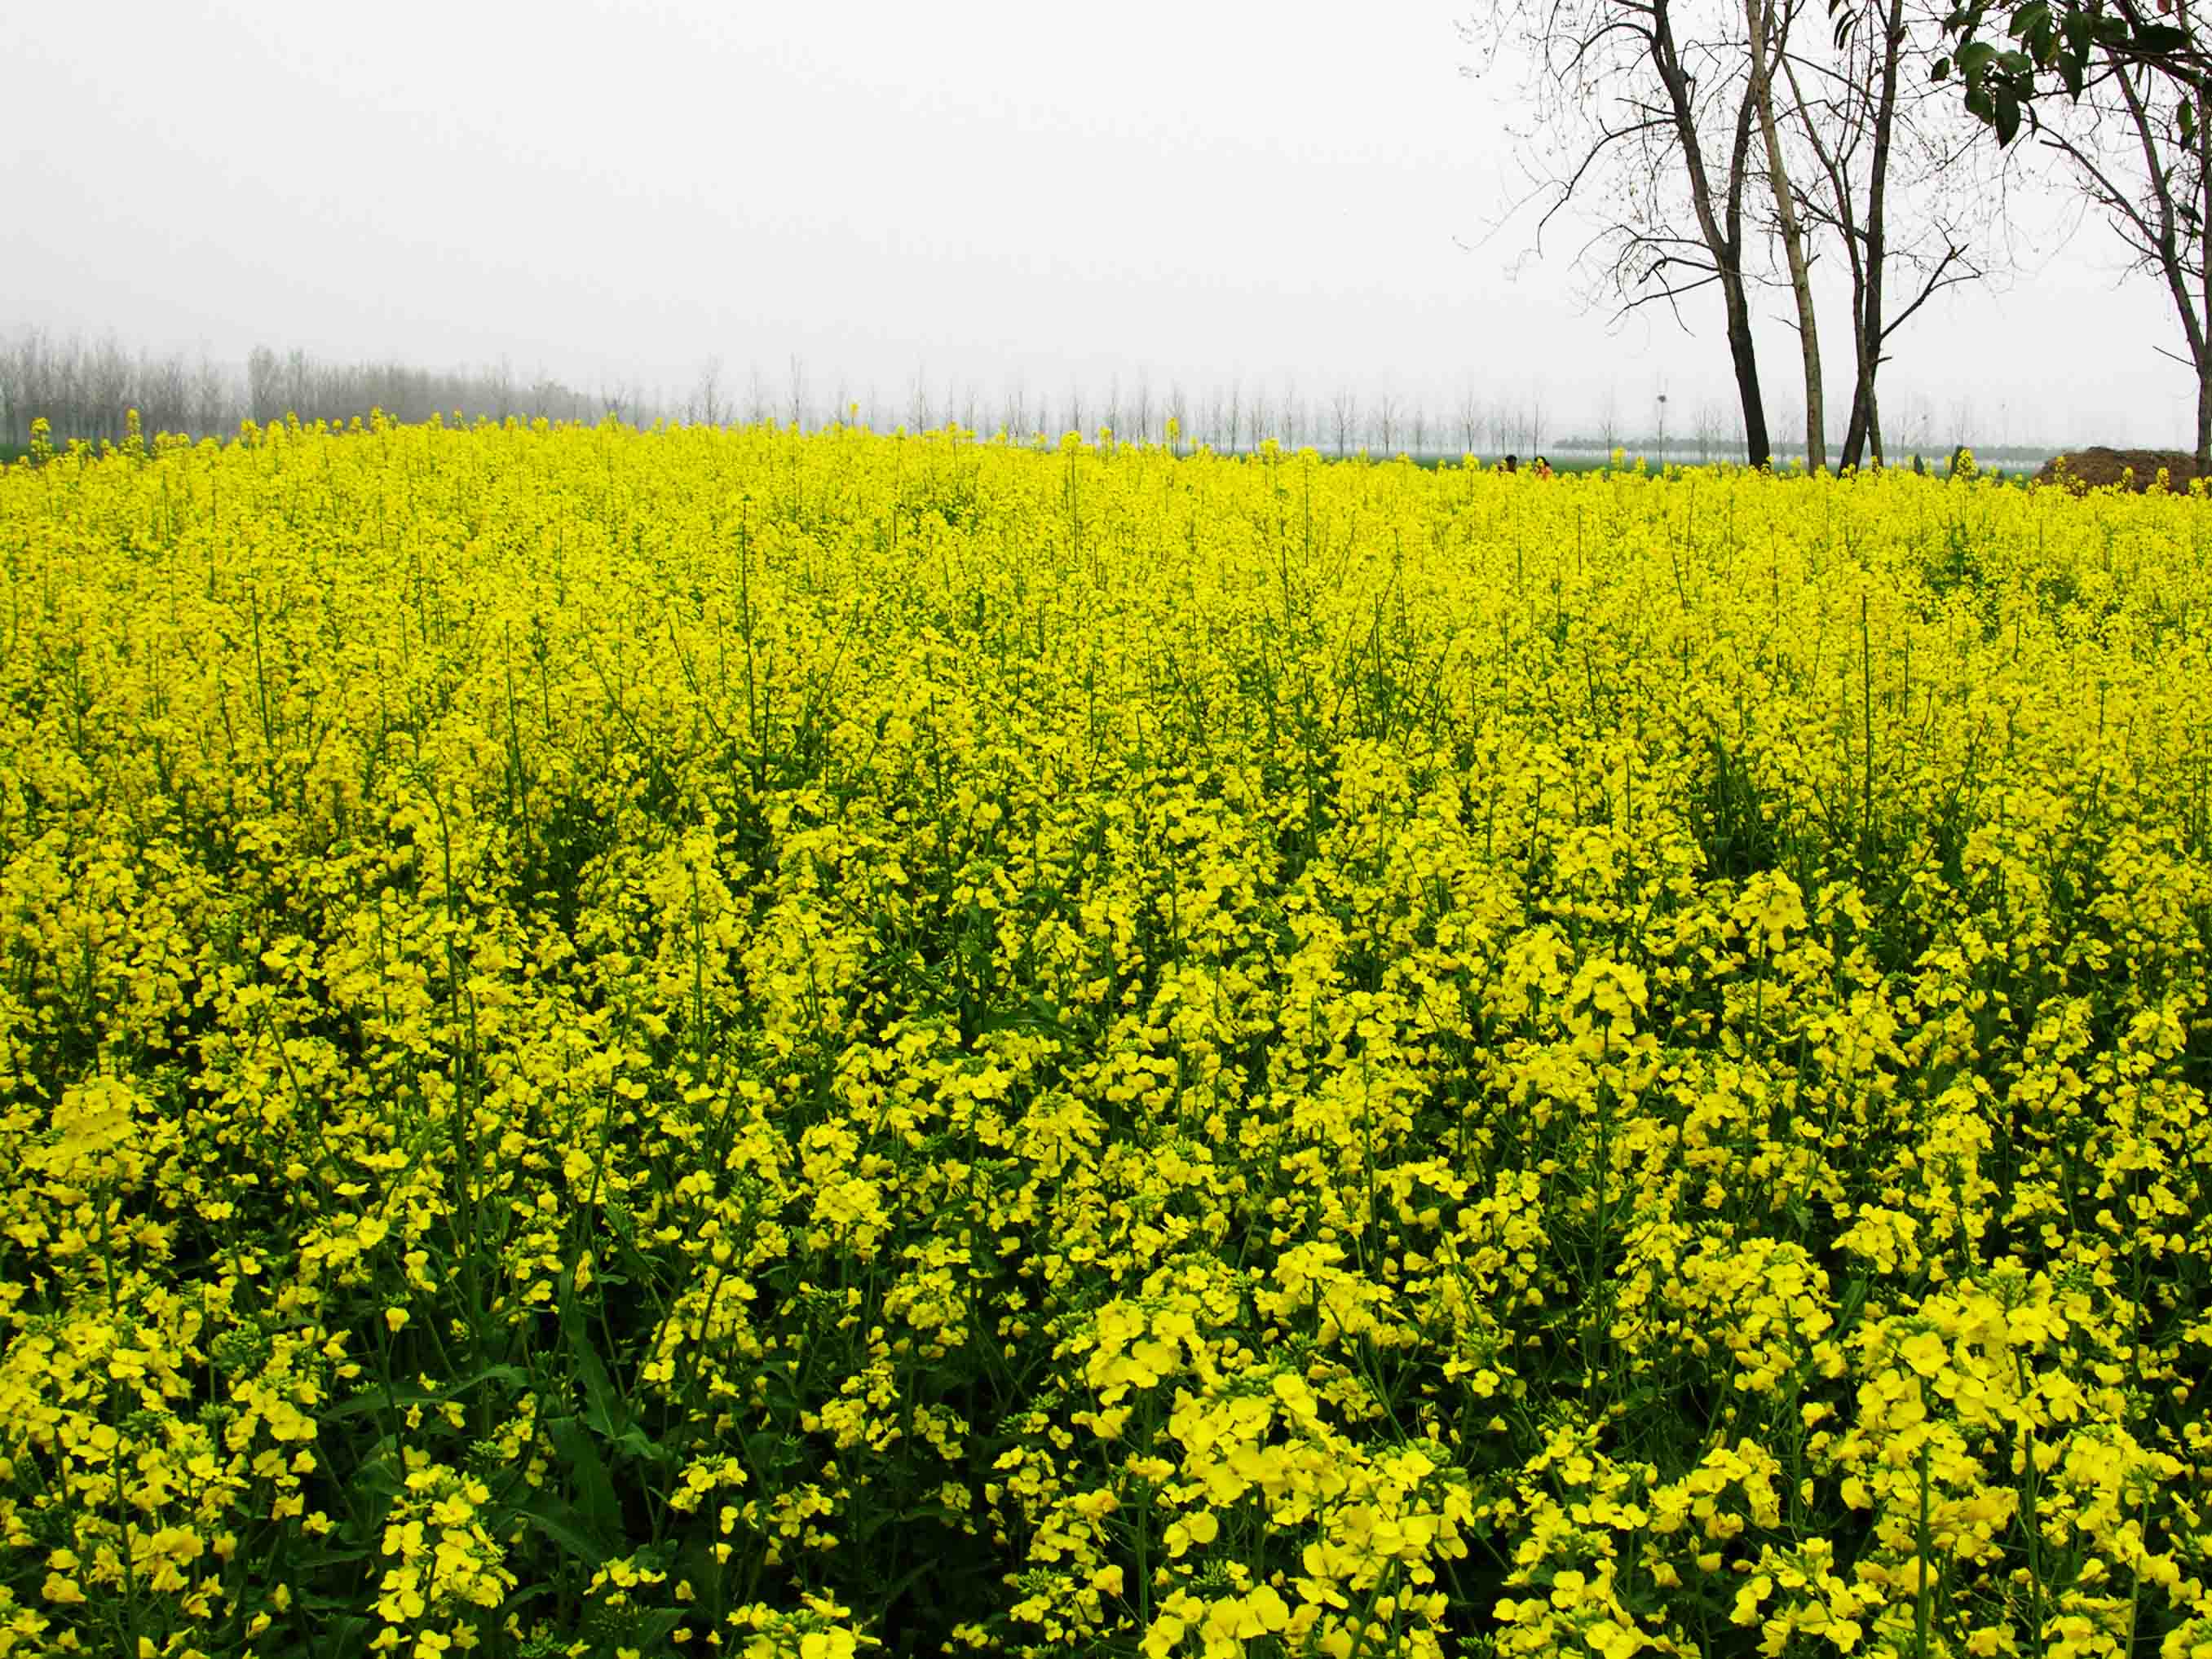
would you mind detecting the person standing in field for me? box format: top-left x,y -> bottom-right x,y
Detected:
1533,455 -> 1553,478
1501,453 -> 1518,473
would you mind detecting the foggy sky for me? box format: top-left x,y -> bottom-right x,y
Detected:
2,0 -> 2182,446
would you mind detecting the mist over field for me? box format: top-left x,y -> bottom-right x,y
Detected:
0,0 -> 2188,455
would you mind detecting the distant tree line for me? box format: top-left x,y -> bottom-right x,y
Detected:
2,325 -> 2048,466
0,330 -> 658,450
0,330 -> 1680,461
689,358 -> 1993,462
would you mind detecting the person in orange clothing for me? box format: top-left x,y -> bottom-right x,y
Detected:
1533,455 -> 1553,478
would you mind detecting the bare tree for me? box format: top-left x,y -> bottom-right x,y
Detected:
1777,0 -> 1997,468
141,349 -> 189,438
2,331 -> 52,445
82,337 -> 130,443
1695,397 -> 1725,458
1946,389 -> 1975,456
1889,386 -> 1932,457
282,348 -> 314,423
1457,381 -> 1487,454
192,355 -> 236,436
0,338 -> 25,448
1331,388 -> 1359,457
691,355 -> 726,426
1522,391 -> 1550,454
1746,0 -> 1827,468
1464,0 -> 1777,465
2037,29 -> 2212,462
1,339 -> 23,448
489,355 -> 517,421
1769,389 -> 1804,458
247,346 -> 283,426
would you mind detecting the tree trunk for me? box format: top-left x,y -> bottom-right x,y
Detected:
2100,47 -> 2212,466
1839,331 -> 1874,469
1856,0 -> 1906,469
2200,68 -> 2212,469
2196,360 -> 2210,470
1747,0 -> 1826,471
1724,280 -> 1774,467
1650,0 -> 1773,468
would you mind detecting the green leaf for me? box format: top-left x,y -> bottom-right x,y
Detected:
288,1608 -> 377,1659
323,1615 -> 377,1659
1939,0 -> 1988,34
286,1546 -> 378,1573
518,1494 -> 618,1568
545,1413 -> 625,1546
324,1363 -> 531,1423
2007,0 -> 2050,43
614,1423 -> 673,1467
560,1293 -> 629,1441
1995,91 -> 2023,145
631,1611 -> 689,1648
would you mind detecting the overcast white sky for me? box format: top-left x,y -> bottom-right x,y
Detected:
1,0 -> 2185,447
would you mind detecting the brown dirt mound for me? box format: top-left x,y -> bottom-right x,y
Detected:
2033,447 -> 2203,493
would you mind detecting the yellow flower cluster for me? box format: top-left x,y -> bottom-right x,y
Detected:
0,417 -> 2209,1658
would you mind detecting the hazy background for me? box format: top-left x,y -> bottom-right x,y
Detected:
1,0 -> 2176,448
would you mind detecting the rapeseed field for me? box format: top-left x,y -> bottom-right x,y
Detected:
2,417 -> 2209,1659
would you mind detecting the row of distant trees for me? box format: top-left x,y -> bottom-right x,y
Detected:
0,334 -> 657,450
701,358 -> 1606,459
2,328 -> 2002,463
716,359 -> 1970,461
